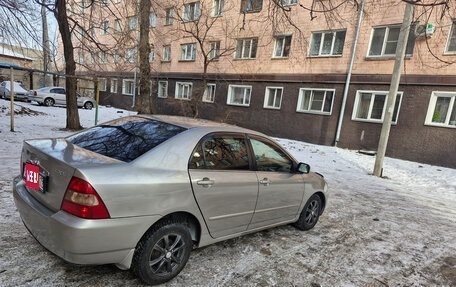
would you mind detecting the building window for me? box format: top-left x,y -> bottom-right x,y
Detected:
101,0 -> 109,5
227,85 -> 252,106
158,81 -> 168,98
101,21 -> 109,35
273,35 -> 291,58
203,84 -> 216,103
264,87 -> 283,109
209,41 -> 220,60
368,25 -> 415,57
113,50 -> 119,63
122,79 -> 135,95
352,90 -> 403,123
309,30 -> 346,57
77,51 -> 84,64
90,52 -> 96,64
114,0 -> 121,3
126,48 -> 137,63
241,0 -> 263,12
297,88 -> 334,115
149,47 -> 154,62
175,82 -> 192,100
127,16 -> 138,30
163,45 -> 171,61
115,19 -> 121,32
235,38 -> 258,59
79,0 -> 86,14
183,2 -> 200,22
180,43 -> 197,61
446,21 -> 456,53
165,7 -> 174,25
99,78 -> 107,91
149,12 -> 157,28
110,79 -> 118,93
99,51 -> 107,64
212,0 -> 224,17
425,92 -> 456,127
280,0 -> 297,6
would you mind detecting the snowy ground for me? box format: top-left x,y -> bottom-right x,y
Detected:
1,99 -> 455,287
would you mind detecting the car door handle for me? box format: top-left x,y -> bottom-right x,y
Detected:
197,177 -> 215,188
259,178 -> 272,186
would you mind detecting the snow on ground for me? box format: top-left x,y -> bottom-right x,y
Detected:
0,99 -> 455,287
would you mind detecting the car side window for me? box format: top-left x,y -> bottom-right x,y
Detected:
250,138 -> 293,172
189,135 -> 250,170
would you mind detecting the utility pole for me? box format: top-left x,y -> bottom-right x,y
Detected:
373,2 -> 414,177
41,5 -> 50,87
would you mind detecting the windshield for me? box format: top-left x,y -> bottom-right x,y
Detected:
66,116 -> 187,162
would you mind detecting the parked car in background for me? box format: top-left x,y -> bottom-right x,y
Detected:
0,81 -> 29,101
27,86 -> 94,109
13,115 -> 328,285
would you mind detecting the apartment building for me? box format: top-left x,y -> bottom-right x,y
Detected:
68,0 -> 456,168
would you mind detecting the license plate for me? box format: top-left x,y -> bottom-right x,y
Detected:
25,163 -> 48,193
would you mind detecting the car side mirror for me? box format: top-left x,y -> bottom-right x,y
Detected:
297,162 -> 310,174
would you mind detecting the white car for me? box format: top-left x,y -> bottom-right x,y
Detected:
27,86 -> 95,109
0,81 -> 29,101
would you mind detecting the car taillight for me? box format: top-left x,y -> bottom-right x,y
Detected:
33,91 -> 37,96
61,177 -> 110,219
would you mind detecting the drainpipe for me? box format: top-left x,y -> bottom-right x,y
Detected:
334,0 -> 365,146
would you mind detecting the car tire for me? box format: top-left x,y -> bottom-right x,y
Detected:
84,101 -> 94,110
132,221 -> 193,285
293,194 -> 322,231
44,98 -> 55,106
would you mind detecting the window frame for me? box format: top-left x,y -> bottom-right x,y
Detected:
162,45 -> 171,61
273,35 -> 292,58
234,38 -> 258,59
110,78 -> 118,93
157,81 -> 168,98
180,43 -> 197,61
126,16 -> 138,31
445,20 -> 456,54
149,12 -> 157,28
351,90 -> 403,124
263,86 -> 283,109
212,0 -> 224,17
227,84 -> 252,107
101,20 -> 109,35
296,88 -> 335,115
241,0 -> 263,13
209,41 -> 220,60
367,24 -> 415,58
175,82 -> 193,100
424,91 -> 456,128
122,79 -> 135,96
165,7 -> 174,25
125,48 -> 137,63
309,30 -> 346,57
203,83 -> 216,103
99,78 -> 107,91
183,1 -> 201,22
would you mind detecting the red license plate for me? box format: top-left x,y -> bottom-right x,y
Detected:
25,163 -> 41,191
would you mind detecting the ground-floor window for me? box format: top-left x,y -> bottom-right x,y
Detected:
352,90 -> 402,123
99,78 -> 107,91
203,83 -> 216,103
122,79 -> 135,96
263,87 -> 283,109
158,81 -> 168,98
297,88 -> 334,115
110,79 -> 118,93
425,91 -> 456,128
227,85 -> 252,106
175,82 -> 192,100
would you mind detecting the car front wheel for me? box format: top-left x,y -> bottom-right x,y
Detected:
44,98 -> 55,106
84,101 -> 93,110
293,194 -> 322,231
132,222 -> 192,285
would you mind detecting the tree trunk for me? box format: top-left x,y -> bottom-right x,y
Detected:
136,0 -> 155,114
55,0 -> 81,129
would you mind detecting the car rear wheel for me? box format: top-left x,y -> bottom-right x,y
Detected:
84,101 -> 93,110
44,98 -> 55,106
293,194 -> 322,231
132,222 -> 192,285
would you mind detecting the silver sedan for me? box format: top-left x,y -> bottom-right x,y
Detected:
13,115 -> 328,285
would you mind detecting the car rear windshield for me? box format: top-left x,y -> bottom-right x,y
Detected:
66,116 -> 187,162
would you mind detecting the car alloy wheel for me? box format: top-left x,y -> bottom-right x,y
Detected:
84,102 -> 93,110
293,194 -> 322,231
44,98 -> 55,106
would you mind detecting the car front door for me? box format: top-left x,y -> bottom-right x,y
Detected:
247,136 -> 305,230
51,88 -> 66,105
188,133 -> 258,238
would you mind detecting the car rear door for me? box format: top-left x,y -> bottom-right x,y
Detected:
247,136 -> 305,229
188,133 -> 258,238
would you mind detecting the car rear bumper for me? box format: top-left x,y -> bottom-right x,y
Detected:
13,176 -> 160,268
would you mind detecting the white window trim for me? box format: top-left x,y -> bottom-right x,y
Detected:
183,2 -> 201,22
158,81 -> 168,98
203,83 -> 216,103
163,45 -> 171,61
110,79 -> 118,93
351,90 -> 403,124
444,21 -> 456,54
122,79 -> 135,96
175,82 -> 193,100
227,84 -> 252,107
99,78 -> 107,91
296,88 -> 335,115
212,0 -> 224,17
180,43 -> 197,61
273,35 -> 292,58
309,30 -> 346,57
263,86 -> 283,109
235,38 -> 258,59
424,91 -> 456,128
